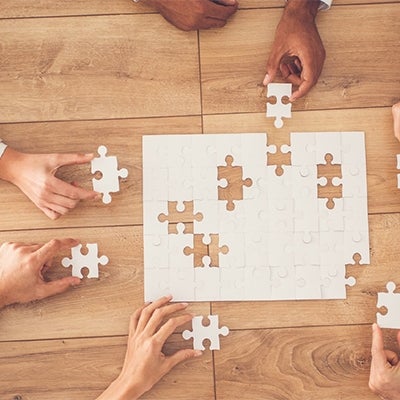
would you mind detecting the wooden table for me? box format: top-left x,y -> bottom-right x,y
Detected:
0,1 -> 399,398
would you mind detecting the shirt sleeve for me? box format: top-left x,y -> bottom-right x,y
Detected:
0,139 -> 8,159
319,0 -> 332,10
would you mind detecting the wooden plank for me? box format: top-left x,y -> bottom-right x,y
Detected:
210,212 -> 400,330
0,116 -> 201,232
214,325 -> 387,400
0,14 -> 201,123
1,0 -> 397,18
200,5 -> 400,114
0,0 -> 153,18
0,334 -> 214,400
203,108 -> 400,214
0,226 -> 209,341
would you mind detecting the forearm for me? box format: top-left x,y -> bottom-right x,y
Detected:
0,146 -> 23,184
286,0 -> 320,17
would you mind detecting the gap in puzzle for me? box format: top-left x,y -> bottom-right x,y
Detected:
143,132 -> 369,302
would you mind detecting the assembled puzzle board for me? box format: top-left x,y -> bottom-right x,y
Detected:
143,132 -> 369,302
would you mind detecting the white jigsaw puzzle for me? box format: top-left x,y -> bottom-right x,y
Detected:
266,83 -> 292,129
91,145 -> 128,204
182,315 -> 229,350
62,243 -> 109,279
377,281 -> 400,329
143,132 -> 369,302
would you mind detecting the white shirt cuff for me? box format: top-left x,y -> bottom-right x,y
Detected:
0,140 -> 8,159
320,0 -> 332,10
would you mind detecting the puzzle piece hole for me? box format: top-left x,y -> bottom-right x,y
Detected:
80,267 -> 92,278
202,338 -> 212,349
377,306 -> 388,317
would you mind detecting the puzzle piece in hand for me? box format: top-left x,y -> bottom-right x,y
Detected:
182,315 -> 229,350
184,234 -> 229,268
266,83 -> 292,128
91,145 -> 128,204
62,243 -> 109,279
158,201 -> 203,234
317,153 -> 343,209
377,282 -> 400,329
218,155 -> 252,211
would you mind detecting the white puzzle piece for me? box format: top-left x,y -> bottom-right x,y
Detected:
266,83 -> 292,128
91,145 -> 128,204
143,132 -> 369,302
377,282 -> 400,329
62,243 -> 109,279
182,315 -> 229,350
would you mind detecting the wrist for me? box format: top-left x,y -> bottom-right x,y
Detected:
97,375 -> 145,400
285,0 -> 320,18
0,147 -> 25,185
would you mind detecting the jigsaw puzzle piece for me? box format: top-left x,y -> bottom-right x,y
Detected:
377,282 -> 400,329
344,230 -> 370,265
315,132 -> 341,164
295,265 -> 322,300
244,231 -> 269,266
62,243 -> 108,279
266,83 -> 292,128
320,264 -> 355,299
318,198 -> 345,232
294,232 -> 320,266
290,133 -> 316,167
143,200 -> 168,235
145,266 -> 171,302
244,266 -> 272,300
168,166 -> 193,201
194,199 -> 220,234
268,231 -> 294,267
144,234 -> 169,270
194,263 -> 221,301
220,266 -> 245,300
91,145 -> 128,204
270,266 -> 296,300
182,315 -> 229,350
218,232 -> 245,269
191,134 -> 217,167
192,167 -> 218,201
142,135 -> 169,168
143,167 -> 168,202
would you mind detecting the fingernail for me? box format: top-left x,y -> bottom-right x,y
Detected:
85,153 -> 94,157
181,302 -> 189,307
263,74 -> 270,86
95,193 -> 102,200
194,350 -> 203,357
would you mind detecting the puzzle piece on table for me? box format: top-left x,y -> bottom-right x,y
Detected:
182,315 -> 229,350
266,83 -> 292,128
377,282 -> 400,329
158,201 -> 203,234
183,234 -> 229,268
91,145 -> 128,204
62,243 -> 109,279
397,154 -> 400,189
317,153 -> 343,209
218,155 -> 253,211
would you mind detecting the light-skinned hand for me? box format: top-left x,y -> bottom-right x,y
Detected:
0,239 -> 81,308
97,295 -> 202,400
0,147 -> 99,220
393,102 -> 400,141
263,0 -> 325,101
369,323 -> 400,400
147,0 -> 238,31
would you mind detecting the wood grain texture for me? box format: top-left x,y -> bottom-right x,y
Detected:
203,108 -> 400,214
0,14 -> 200,123
200,5 -> 400,114
214,325 -> 382,400
0,226 -> 209,341
1,0 -> 397,18
0,116 -> 201,232
0,334 -> 214,400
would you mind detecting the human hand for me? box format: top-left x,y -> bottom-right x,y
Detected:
369,323 -> 400,400
0,147 -> 99,220
147,0 -> 238,31
393,102 -> 400,141
263,0 -> 325,101
0,239 -> 81,308
97,296 -> 202,400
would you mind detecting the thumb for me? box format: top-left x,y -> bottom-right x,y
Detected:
212,0 -> 237,5
263,51 -> 281,86
37,277 -> 81,300
371,323 -> 389,368
53,153 -> 94,168
167,349 -> 203,369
